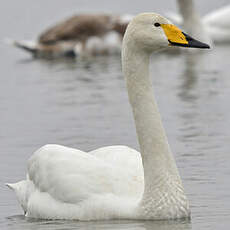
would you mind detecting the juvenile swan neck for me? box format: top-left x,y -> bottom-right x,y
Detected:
122,33 -> 189,218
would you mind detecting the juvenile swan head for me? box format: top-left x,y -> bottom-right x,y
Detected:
123,13 -> 210,52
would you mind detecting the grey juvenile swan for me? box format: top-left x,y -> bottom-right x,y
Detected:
6,14 -> 132,58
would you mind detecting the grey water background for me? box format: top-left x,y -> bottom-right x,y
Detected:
1,0 -> 230,229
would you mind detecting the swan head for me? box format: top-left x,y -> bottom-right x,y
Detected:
123,13 -> 210,52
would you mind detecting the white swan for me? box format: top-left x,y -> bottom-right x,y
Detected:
6,14 -> 132,58
6,13 -> 209,220
203,5 -> 230,43
169,0 -> 230,44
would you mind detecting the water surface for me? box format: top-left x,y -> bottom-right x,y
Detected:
0,0 -> 230,229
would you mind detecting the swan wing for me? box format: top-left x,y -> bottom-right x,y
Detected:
38,14 -> 113,44
90,145 -> 144,186
28,144 -> 143,204
90,145 -> 142,169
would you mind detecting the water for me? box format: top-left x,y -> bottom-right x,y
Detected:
1,0 -> 230,229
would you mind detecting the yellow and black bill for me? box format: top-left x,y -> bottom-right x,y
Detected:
161,24 -> 210,49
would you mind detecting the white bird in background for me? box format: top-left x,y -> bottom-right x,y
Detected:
6,13 -> 209,220
6,14 -> 133,58
168,0 -> 230,44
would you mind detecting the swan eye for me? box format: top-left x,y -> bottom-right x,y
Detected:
154,22 -> 161,27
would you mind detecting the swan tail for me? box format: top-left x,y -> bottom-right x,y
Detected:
3,38 -> 39,55
3,38 -> 78,58
6,180 -> 29,214
5,182 -> 17,190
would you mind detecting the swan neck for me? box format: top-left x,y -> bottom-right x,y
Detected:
122,36 -> 182,208
121,32 -> 190,218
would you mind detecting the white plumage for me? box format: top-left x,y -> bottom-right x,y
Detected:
203,5 -> 230,43
8,145 -> 143,220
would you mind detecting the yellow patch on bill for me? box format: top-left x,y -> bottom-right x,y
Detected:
161,24 -> 188,44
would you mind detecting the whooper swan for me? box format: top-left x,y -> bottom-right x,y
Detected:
6,13 -> 209,220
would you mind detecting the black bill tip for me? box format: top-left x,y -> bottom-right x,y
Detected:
183,32 -> 210,49
169,32 -> 210,49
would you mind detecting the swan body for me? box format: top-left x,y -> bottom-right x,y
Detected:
7,145 -> 143,220
7,13 -> 209,220
7,14 -> 132,58
203,5 -> 230,43
170,1 -> 230,44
